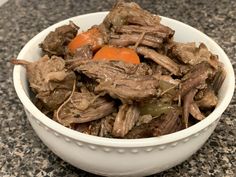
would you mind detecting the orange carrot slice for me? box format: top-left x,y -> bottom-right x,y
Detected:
68,27 -> 103,53
93,46 -> 140,64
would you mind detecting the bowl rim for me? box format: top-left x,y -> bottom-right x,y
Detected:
13,11 -> 235,148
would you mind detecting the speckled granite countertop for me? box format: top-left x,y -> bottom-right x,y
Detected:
0,0 -> 235,176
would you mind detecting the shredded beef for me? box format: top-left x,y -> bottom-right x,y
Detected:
125,109 -> 183,138
73,60 -> 152,82
99,114 -> 116,137
137,46 -> 181,75
11,55 -> 76,110
171,42 -> 222,70
196,88 -> 218,109
54,92 -> 116,126
178,62 -> 214,98
112,104 -> 140,137
40,21 -> 79,56
95,76 -> 160,103
109,33 -> 162,48
103,0 -> 161,29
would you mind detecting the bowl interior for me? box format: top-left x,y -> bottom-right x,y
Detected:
13,12 -> 235,147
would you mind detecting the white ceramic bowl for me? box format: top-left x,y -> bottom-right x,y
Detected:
13,12 -> 235,177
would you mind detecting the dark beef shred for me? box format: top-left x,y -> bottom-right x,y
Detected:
95,75 -> 160,103
112,104 -> 140,137
73,60 -> 152,82
125,109 -> 183,139
40,21 -> 79,56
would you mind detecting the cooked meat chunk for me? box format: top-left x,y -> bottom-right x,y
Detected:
135,62 -> 153,76
75,120 -> 102,136
171,42 -> 222,69
40,21 -> 79,56
196,88 -> 218,109
103,0 -> 161,29
212,68 -> 226,93
178,62 -> 214,98
75,60 -> 131,81
112,104 -> 140,137
110,24 -> 174,49
12,55 -> 75,93
78,97 -> 116,123
178,62 -> 219,124
182,89 -> 198,128
189,102 -> 205,120
147,61 -> 170,75
75,122 -> 91,134
137,46 -> 181,75
76,114 -> 116,137
109,33 -> 162,48
72,45 -> 93,60
125,109 -> 183,138
116,25 -> 174,39
54,92 -> 116,126
99,114 -> 116,137
78,74 -> 98,92
157,75 -> 180,86
11,55 -> 76,110
73,60 -> 152,82
95,76 -> 160,103
104,0 -> 174,49
65,45 -> 93,68
36,89 -> 70,111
